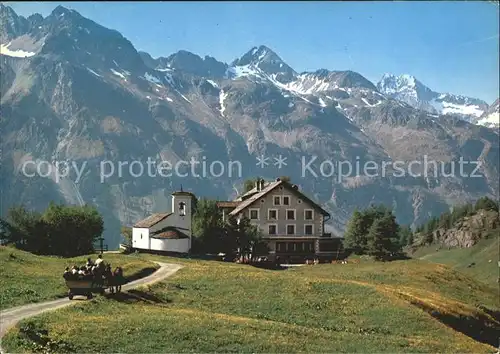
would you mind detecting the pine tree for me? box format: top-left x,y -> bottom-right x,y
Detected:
407,231 -> 414,246
366,218 -> 389,260
378,210 -> 401,255
223,215 -> 240,258
422,223 -> 434,245
343,209 -> 365,254
398,225 -> 413,247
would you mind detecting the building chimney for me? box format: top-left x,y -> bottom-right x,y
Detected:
260,179 -> 265,190
255,179 -> 260,191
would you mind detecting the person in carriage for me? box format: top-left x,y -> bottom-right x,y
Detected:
63,267 -> 71,280
71,265 -> 78,274
94,254 -> 104,267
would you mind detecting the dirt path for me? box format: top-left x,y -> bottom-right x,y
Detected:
0,262 -> 182,354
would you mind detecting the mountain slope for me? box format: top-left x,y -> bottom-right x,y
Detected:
1,5 -> 499,248
413,236 -> 499,285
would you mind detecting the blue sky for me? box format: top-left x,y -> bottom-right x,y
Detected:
5,1 -> 499,103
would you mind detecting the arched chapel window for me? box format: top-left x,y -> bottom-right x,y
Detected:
179,202 -> 186,216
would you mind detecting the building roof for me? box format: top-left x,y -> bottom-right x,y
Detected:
171,191 -> 196,197
150,226 -> 190,239
229,180 -> 330,217
133,213 -> 172,228
236,181 -> 272,201
151,230 -> 189,239
216,201 -> 241,208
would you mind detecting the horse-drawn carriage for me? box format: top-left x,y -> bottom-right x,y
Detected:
65,279 -> 105,300
63,263 -> 124,300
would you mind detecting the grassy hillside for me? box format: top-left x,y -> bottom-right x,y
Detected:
3,254 -> 499,353
411,229 -> 499,285
0,246 -> 159,310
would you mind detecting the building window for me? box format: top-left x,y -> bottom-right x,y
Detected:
249,209 -> 259,220
283,196 -> 290,206
286,224 -> 295,235
304,224 -> 314,235
304,209 -> 314,220
273,196 -> 281,206
286,209 -> 296,220
298,199 -> 302,204
277,242 -> 285,252
268,224 -> 277,235
179,202 -> 186,216
268,209 -> 278,220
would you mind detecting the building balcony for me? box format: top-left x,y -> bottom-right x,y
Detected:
262,234 -> 321,239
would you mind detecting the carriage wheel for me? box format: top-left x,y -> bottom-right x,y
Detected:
87,292 -> 93,300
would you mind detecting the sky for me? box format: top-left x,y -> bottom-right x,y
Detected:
5,1 -> 500,103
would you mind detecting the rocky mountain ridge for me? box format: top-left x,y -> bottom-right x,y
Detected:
415,209 -> 499,249
1,4 -> 499,247
476,99 -> 499,129
377,74 -> 492,124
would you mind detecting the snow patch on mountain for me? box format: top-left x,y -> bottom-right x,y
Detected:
206,79 -> 219,88
475,99 -> 499,128
180,93 -> 191,103
110,68 -> 126,80
227,64 -> 263,80
144,72 -> 162,84
86,67 -> 101,77
476,112 -> 499,128
429,100 -> 484,118
219,90 -> 228,116
0,42 -> 36,57
285,74 -> 332,95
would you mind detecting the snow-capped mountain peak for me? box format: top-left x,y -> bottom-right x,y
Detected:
231,45 -> 296,82
377,73 -> 489,121
377,73 -> 432,98
475,98 -> 500,129
233,45 -> 281,66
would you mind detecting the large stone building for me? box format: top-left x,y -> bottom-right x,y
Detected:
217,178 -> 343,261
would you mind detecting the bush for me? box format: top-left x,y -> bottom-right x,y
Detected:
0,203 -> 103,257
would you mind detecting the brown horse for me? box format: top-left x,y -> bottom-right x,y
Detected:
111,267 -> 124,293
91,262 -> 106,289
